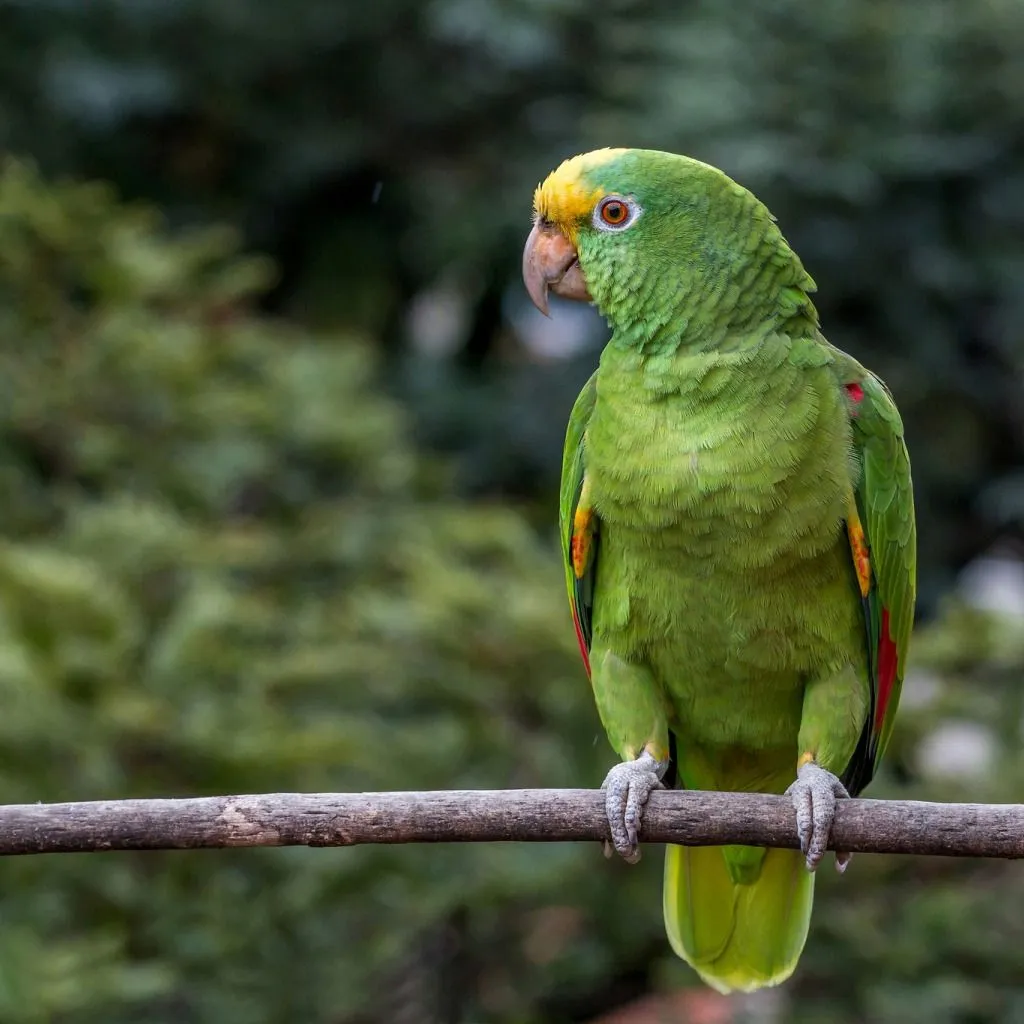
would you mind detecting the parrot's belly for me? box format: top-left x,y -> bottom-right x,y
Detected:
586,356 -> 864,763
593,525 -> 860,759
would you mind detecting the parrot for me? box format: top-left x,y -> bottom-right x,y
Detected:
521,148 -> 916,993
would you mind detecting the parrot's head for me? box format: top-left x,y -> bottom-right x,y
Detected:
523,148 -> 814,344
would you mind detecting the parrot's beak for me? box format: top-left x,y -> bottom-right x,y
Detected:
522,222 -> 591,317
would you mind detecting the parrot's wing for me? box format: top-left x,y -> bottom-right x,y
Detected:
559,371 -> 599,679
840,372 -> 917,795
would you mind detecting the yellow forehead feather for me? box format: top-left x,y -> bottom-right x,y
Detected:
532,148 -> 628,231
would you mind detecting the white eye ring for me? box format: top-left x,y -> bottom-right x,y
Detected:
593,194 -> 641,232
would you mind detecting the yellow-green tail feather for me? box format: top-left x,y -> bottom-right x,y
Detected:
663,844 -> 814,994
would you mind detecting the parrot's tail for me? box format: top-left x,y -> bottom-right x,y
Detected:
662,843 -> 814,993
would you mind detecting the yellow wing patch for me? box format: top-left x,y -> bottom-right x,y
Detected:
533,148 -> 628,235
570,475 -> 595,579
846,497 -> 872,598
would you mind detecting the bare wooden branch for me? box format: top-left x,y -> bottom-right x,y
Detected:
0,790 -> 1021,858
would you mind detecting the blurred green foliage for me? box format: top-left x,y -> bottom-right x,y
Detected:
0,1 -> 1022,1021
0,160 -> 612,1022
3,0 -> 1023,595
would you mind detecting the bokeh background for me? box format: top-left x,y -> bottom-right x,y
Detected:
0,2 -> 1023,1022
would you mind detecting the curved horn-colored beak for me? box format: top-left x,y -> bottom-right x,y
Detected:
522,222 -> 591,317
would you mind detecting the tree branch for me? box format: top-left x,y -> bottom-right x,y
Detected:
0,790 -> 1020,858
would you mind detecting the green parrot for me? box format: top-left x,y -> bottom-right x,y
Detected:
522,148 -> 916,993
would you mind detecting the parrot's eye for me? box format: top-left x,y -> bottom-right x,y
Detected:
600,200 -> 628,224
594,195 -> 640,232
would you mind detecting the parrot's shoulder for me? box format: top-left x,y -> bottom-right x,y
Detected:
819,341 -> 906,435
561,372 -> 598,465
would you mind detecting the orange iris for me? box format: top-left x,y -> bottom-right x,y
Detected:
599,199 -> 628,225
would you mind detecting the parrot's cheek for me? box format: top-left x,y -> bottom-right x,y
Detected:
522,222 -> 591,316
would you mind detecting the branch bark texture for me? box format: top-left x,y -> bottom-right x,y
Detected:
0,790 -> 1021,858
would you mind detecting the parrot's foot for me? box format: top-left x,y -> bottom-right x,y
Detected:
600,750 -> 668,864
785,761 -> 850,873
